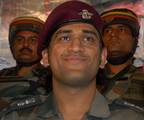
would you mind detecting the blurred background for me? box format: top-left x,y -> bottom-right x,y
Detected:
0,0 -> 144,69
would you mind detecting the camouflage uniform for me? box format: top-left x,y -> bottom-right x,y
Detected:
0,63 -> 52,96
0,64 -> 52,111
0,92 -> 144,120
100,8 -> 144,107
0,16 -> 52,110
101,65 -> 144,107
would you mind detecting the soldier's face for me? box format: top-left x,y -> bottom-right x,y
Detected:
12,31 -> 40,63
48,23 -> 107,87
103,24 -> 134,59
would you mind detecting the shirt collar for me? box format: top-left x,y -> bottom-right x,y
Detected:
36,93 -> 58,119
37,91 -> 111,119
88,91 -> 110,118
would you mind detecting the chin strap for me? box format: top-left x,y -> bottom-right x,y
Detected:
107,52 -> 134,65
107,40 -> 137,65
102,65 -> 131,95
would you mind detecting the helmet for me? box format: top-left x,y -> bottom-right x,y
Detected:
101,8 -> 140,40
101,8 -> 140,65
9,16 -> 44,47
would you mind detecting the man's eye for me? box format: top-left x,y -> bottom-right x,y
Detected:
104,28 -> 111,34
15,37 -> 23,42
119,27 -> 127,32
83,36 -> 95,44
59,36 -> 70,42
30,37 -> 38,43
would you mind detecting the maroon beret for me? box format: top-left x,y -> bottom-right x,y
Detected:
39,0 -> 103,50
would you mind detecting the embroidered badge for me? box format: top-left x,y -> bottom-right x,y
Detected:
79,9 -> 93,19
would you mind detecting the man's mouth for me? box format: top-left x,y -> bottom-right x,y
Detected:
20,48 -> 32,53
108,51 -> 125,57
64,56 -> 86,64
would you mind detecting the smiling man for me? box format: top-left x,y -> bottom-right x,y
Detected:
1,1 -> 144,120
49,23 -> 102,88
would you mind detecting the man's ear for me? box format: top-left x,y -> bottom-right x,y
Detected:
99,47 -> 107,69
41,48 -> 49,67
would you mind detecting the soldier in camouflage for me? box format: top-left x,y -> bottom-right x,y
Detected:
1,1 -> 144,120
0,16 -> 52,102
99,8 -> 144,107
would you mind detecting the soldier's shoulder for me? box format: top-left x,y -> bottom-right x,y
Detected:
134,66 -> 144,72
130,66 -> 144,81
0,66 -> 17,76
109,99 -> 144,119
32,64 -> 51,76
0,95 -> 47,119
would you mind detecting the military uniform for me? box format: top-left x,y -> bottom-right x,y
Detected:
0,64 -> 52,96
0,91 -> 144,120
99,8 -> 144,107
0,16 -> 53,112
101,65 -> 144,107
0,16 -> 52,97
0,64 -> 52,112
1,1 -> 143,119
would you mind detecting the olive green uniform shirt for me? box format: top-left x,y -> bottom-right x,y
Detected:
1,92 -> 144,120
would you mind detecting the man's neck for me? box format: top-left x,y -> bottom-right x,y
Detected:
106,59 -> 132,74
17,63 -> 39,77
53,80 -> 96,120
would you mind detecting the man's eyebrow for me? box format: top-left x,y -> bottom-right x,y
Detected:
55,30 -> 72,36
15,34 -> 22,37
82,30 -> 98,36
14,35 -> 24,39
54,29 -> 99,38
30,36 -> 39,38
117,25 -> 129,28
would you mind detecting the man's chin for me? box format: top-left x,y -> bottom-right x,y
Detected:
107,54 -> 131,65
16,59 -> 40,66
18,59 -> 33,63
19,56 -> 32,60
108,51 -> 124,58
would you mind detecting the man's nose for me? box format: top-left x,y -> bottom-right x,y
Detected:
68,38 -> 84,52
109,29 -> 121,44
23,39 -> 29,47
110,29 -> 118,37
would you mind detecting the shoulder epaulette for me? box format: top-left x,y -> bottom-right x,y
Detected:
0,95 -> 45,118
109,99 -> 144,113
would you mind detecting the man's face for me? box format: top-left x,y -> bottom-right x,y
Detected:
103,24 -> 134,60
48,23 -> 106,87
12,31 -> 40,64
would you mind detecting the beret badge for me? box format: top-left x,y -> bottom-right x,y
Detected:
79,9 -> 93,19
